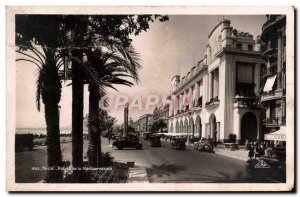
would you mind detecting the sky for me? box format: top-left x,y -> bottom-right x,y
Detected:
16,15 -> 266,128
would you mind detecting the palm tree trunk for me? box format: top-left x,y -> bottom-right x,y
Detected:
71,45 -> 84,180
42,49 -> 63,182
87,84 -> 102,167
45,102 -> 63,182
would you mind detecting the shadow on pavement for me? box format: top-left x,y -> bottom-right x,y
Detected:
190,159 -> 286,183
146,159 -> 286,183
245,159 -> 286,183
146,163 -> 186,178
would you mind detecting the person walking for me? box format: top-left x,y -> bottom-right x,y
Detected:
254,142 -> 262,160
248,142 -> 254,160
259,144 -> 265,158
108,133 -> 112,144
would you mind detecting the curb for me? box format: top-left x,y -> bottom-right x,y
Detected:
127,167 -> 150,183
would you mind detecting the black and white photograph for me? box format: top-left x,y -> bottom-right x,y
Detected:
6,6 -> 295,192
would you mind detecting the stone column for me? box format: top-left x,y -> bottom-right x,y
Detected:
214,70 -> 219,97
209,73 -> 213,100
254,63 -> 261,96
173,96 -> 178,115
210,122 -> 214,139
189,86 -> 193,109
205,123 -> 209,138
195,82 -> 199,106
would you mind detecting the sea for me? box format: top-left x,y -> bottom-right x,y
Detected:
16,127 -> 73,135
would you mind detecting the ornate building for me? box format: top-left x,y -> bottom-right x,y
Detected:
168,19 -> 264,143
260,15 -> 286,140
137,114 -> 153,135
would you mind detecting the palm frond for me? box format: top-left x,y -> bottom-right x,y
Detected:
16,50 -> 44,68
108,77 -> 134,87
16,58 -> 42,69
29,45 -> 46,65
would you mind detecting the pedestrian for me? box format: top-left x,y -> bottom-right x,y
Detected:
254,143 -> 262,160
267,143 -> 274,157
248,142 -> 254,160
259,144 -> 265,158
108,134 -> 112,144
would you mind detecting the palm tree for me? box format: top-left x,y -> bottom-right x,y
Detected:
15,15 -> 64,182
84,44 -> 140,167
61,15 -> 168,175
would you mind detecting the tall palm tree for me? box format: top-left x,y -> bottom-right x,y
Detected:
84,44 -> 140,167
61,15 -> 168,174
15,15 -> 65,182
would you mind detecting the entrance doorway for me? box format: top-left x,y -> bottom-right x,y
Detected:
241,112 -> 258,143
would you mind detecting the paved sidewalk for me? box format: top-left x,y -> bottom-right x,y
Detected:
127,167 -> 149,183
213,147 -> 249,161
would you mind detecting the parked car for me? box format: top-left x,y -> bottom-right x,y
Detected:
193,138 -> 213,152
15,134 -> 34,152
171,137 -> 186,150
112,135 -> 142,150
149,135 -> 161,147
112,133 -> 121,140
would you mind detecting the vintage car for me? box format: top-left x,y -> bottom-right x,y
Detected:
112,135 -> 142,150
193,138 -> 213,152
149,135 -> 161,147
171,137 -> 186,150
111,133 -> 121,140
15,134 -> 34,152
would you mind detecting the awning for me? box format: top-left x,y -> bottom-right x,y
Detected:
263,75 -> 277,92
163,133 -> 192,136
264,126 -> 286,141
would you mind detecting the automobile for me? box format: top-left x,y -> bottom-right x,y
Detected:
149,135 -> 161,147
193,138 -> 213,152
15,134 -> 34,152
171,137 -> 186,150
143,132 -> 151,140
112,133 -> 121,140
112,135 -> 143,150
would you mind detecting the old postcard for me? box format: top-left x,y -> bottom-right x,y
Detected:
6,6 -> 295,191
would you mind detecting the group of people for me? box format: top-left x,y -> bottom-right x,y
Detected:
245,140 -> 280,160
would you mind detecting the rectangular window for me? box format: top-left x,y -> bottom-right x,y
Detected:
236,62 -> 255,97
197,96 -> 203,107
213,69 -> 219,98
209,69 -> 219,99
248,44 -> 253,51
236,43 -> 242,49
269,102 -> 276,123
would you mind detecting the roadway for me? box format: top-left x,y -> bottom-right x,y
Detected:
15,137 -> 285,183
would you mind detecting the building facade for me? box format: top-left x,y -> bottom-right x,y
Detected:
133,120 -> 140,133
138,114 -> 153,135
260,15 -> 286,138
168,19 -> 264,143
